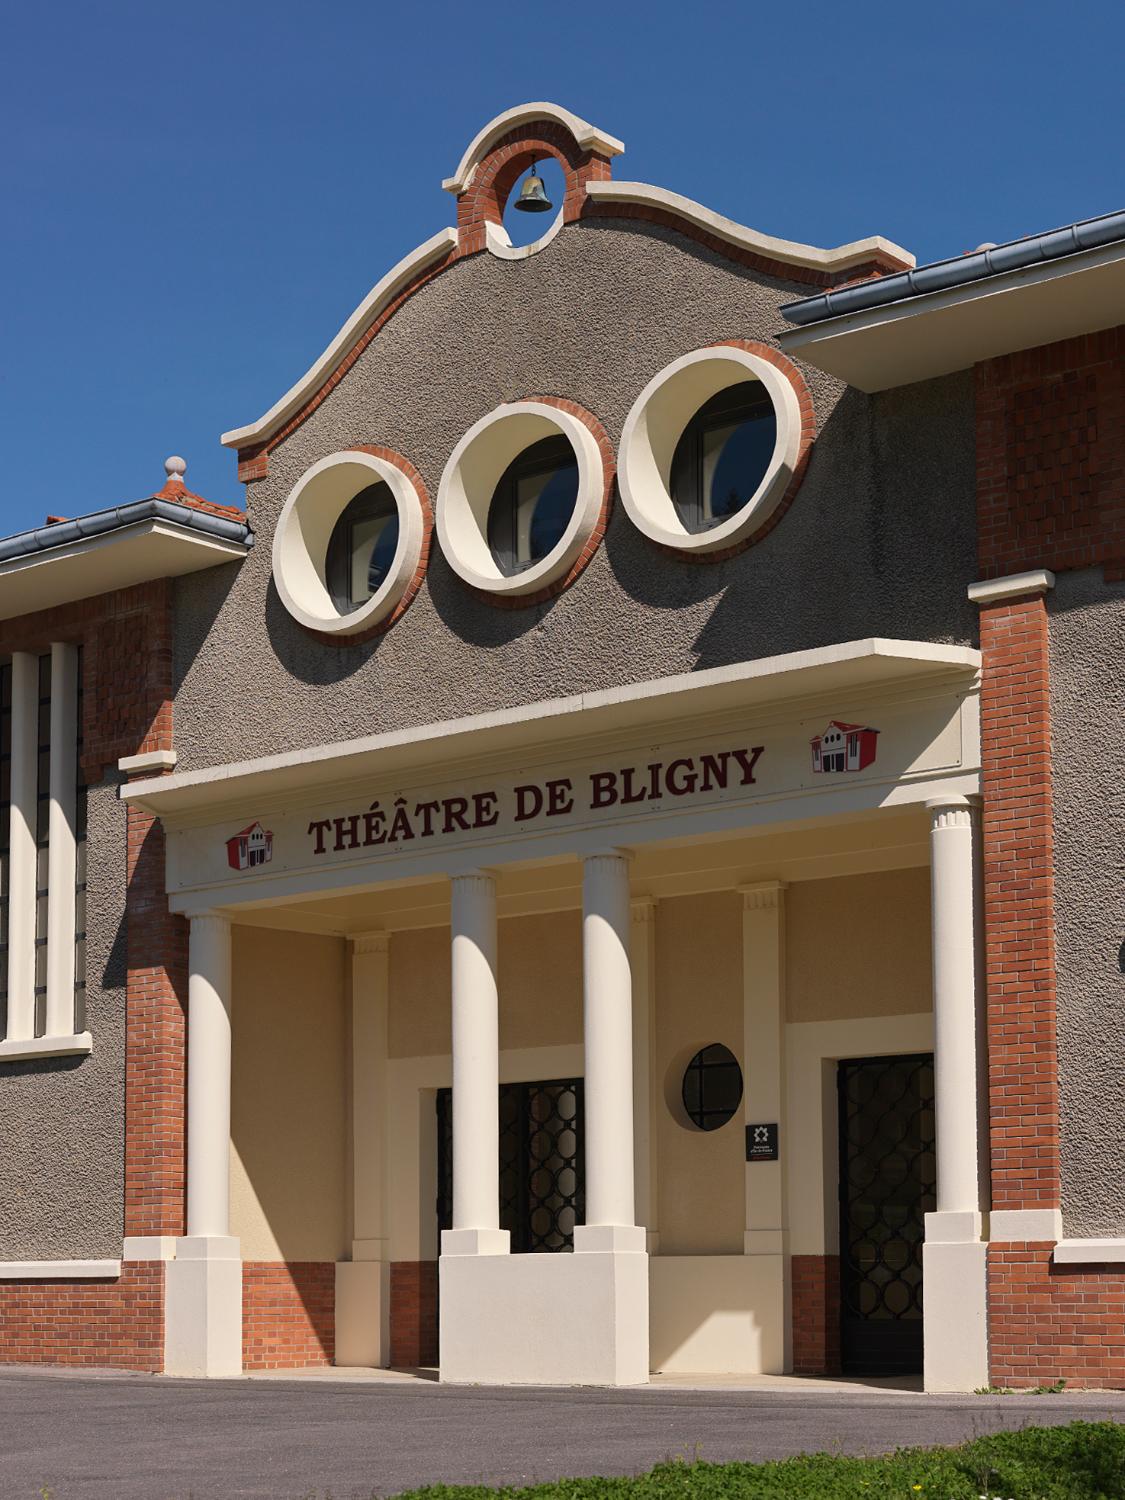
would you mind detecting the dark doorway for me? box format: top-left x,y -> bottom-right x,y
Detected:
836,1053 -> 936,1376
437,1078 -> 584,1253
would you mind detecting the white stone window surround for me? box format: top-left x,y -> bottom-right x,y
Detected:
436,401 -> 605,598
618,345 -> 804,554
273,450 -> 427,637
0,643 -> 89,1065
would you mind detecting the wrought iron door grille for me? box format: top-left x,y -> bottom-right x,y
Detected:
437,1078 -> 585,1253
837,1053 -> 936,1375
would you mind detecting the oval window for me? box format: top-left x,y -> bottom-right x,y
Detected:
681,1043 -> 743,1131
325,482 -> 400,613
670,381 -> 777,534
486,435 -> 579,576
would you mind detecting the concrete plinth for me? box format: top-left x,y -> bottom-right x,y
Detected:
335,1260 -> 390,1368
922,1212 -> 988,1392
439,1243 -> 649,1385
164,1236 -> 243,1377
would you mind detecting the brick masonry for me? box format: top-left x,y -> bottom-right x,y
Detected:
790,1254 -> 840,1376
0,1263 -> 164,1371
975,326 -> 1125,582
987,1247 -> 1125,1390
242,1263 -> 335,1370
978,594 -> 1059,1214
390,1261 -> 438,1368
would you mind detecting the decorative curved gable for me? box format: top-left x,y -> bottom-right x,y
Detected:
223,102 -> 914,476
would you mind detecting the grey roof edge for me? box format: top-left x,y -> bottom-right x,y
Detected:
0,498 -> 255,566
780,207 -> 1125,328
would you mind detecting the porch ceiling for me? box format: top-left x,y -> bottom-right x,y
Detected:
229,804 -> 931,936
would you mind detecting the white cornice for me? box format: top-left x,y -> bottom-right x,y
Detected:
220,228 -> 458,451
121,638 -> 980,821
585,181 -> 915,274
442,103 -> 625,196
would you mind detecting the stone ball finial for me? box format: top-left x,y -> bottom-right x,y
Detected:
164,455 -> 187,483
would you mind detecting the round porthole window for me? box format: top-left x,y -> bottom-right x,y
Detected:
681,1043 -> 743,1132
437,401 -> 606,598
618,344 -> 808,555
487,434 -> 579,576
273,448 -> 428,637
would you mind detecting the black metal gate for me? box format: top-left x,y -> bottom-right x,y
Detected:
837,1053 -> 936,1375
437,1079 -> 584,1253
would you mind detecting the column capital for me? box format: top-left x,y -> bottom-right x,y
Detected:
630,897 -> 656,924
926,794 -> 980,832
350,930 -> 388,955
738,879 -> 787,910
190,909 -> 231,933
584,847 -> 633,867
450,867 -> 497,892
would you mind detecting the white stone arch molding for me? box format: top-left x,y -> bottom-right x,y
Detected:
436,401 -> 605,598
618,345 -> 806,554
273,449 -> 427,637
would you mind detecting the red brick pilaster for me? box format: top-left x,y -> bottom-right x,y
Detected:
389,1260 -> 438,1368
124,795 -> 188,1238
978,594 -> 1059,1212
790,1254 -> 840,1374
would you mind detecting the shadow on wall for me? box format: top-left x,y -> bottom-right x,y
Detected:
607,378 -> 980,674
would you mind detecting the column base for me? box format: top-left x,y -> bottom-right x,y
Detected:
923,1216 -> 988,1392
440,1242 -> 648,1385
335,1260 -> 390,1368
164,1236 -> 242,1378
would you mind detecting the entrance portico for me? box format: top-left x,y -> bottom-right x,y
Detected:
123,639 -> 986,1388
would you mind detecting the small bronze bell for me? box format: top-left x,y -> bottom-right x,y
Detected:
514,162 -> 554,213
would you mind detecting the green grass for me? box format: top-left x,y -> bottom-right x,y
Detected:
388,1422 -> 1125,1499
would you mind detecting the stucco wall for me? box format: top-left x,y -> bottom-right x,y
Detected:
229,925 -> 348,1262
655,891 -> 745,1256
787,868 -> 932,1023
0,777 -> 126,1259
1049,567 -> 1125,1237
174,218 -> 977,772
388,911 -> 583,1060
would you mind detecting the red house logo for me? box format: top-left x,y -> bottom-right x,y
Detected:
226,822 -> 274,871
810,721 -> 879,775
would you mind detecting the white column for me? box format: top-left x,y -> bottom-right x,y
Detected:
923,795 -> 989,1392
166,909 -> 241,1377
45,642 -> 78,1039
441,856 -> 647,1386
578,851 -> 642,1249
442,870 -> 508,1256
740,880 -> 789,1373
337,931 -> 391,1366
631,898 -> 658,1251
186,912 -> 233,1238
6,652 -> 39,1043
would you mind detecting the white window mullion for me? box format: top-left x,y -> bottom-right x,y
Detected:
45,641 -> 78,1039
6,651 -> 39,1042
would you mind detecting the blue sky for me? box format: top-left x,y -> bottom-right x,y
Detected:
3,0 -> 1122,534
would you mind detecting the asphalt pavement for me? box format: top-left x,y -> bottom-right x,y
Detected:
1,1366 -> 1123,1500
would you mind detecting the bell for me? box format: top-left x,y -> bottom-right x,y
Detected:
514,163 -> 554,214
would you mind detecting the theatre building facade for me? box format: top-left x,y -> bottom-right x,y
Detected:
1,104 -> 1123,1391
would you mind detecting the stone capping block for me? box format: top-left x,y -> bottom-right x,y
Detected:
968,569 -> 1056,604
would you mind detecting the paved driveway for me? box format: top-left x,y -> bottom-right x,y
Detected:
1,1367 -> 1122,1500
